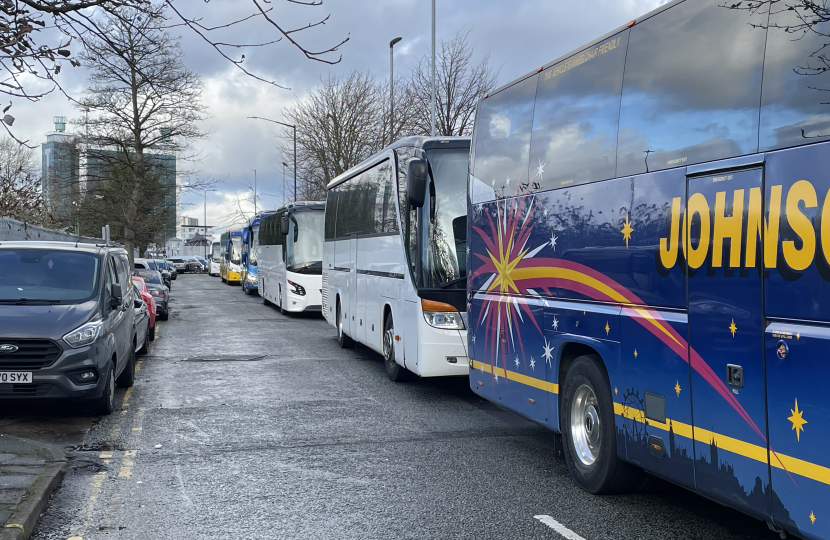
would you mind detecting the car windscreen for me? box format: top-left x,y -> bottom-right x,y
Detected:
0,249 -> 100,303
133,271 -> 163,286
131,278 -> 146,291
145,260 -> 158,270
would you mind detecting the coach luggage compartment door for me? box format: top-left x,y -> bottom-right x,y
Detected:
686,167 -> 771,522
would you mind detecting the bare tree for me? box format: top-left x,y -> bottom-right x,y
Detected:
0,0 -> 348,143
277,71 -> 387,200
0,135 -> 45,223
405,29 -> 499,137
76,7 -> 209,265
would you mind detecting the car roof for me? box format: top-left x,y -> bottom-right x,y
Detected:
0,240 -> 125,255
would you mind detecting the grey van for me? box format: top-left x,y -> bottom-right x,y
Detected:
0,241 -> 139,414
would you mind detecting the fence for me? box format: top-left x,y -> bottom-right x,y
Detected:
0,217 -> 106,245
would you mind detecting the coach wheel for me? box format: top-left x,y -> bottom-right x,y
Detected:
243,279 -> 251,295
336,300 -> 354,349
560,354 -> 642,494
278,287 -> 285,314
383,313 -> 409,382
261,281 -> 272,307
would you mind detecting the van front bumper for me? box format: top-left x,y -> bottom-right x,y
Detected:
0,342 -> 111,401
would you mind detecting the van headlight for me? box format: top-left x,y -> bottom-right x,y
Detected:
63,318 -> 104,348
423,311 -> 466,330
247,273 -> 257,283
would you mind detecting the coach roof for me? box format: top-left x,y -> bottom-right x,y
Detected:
326,136 -> 470,190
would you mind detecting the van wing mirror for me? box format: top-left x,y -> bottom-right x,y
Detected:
407,158 -> 428,209
280,215 -> 290,236
109,284 -> 122,310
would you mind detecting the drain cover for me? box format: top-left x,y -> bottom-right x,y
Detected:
183,355 -> 267,362
247,318 -> 289,322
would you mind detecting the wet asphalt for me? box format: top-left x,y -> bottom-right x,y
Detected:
1,274 -> 783,540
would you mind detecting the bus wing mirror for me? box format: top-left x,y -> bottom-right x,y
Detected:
407,158 -> 428,208
280,215 -> 290,236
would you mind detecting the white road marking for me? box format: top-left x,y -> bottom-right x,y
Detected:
534,515 -> 588,540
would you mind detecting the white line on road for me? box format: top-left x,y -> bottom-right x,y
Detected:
534,515 -> 588,540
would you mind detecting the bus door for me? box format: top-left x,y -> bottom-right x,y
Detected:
763,145 -> 830,537
686,166 -> 770,521
349,235 -> 362,341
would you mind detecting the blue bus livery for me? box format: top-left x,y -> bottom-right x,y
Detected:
467,1 -> 830,538
241,211 -> 275,295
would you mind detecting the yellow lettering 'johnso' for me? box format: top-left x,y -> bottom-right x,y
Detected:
659,181 -> 828,273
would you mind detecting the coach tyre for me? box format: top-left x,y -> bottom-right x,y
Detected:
336,299 -> 355,348
383,313 -> 409,382
560,354 -> 642,494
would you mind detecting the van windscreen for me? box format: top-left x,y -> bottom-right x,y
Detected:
0,249 -> 100,303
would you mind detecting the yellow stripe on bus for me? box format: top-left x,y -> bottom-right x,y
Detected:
471,359 -> 559,394
470,358 -> 830,485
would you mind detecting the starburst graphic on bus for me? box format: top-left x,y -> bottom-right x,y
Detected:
469,191 -> 795,481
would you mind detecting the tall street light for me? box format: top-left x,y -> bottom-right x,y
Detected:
251,169 -> 257,215
431,0 -> 436,136
204,188 -> 217,259
390,36 -> 402,143
282,162 -> 288,207
247,116 -> 297,202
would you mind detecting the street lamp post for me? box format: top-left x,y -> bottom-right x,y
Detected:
252,169 -> 257,215
204,188 -> 217,258
431,0 -> 436,136
247,117 -> 297,202
390,37 -> 402,143
282,162 -> 288,207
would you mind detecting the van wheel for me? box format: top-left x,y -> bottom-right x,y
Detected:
93,364 -> 115,416
336,300 -> 354,348
243,280 -> 251,295
116,347 -> 136,388
560,354 -> 642,494
383,314 -> 410,382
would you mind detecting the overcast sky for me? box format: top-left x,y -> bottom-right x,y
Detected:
18,0 -> 669,236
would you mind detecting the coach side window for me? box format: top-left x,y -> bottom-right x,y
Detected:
324,187 -> 339,240
530,30 -> 628,190
760,8 -> 830,150
376,161 -> 398,233
471,75 -> 537,199
616,1 -> 768,177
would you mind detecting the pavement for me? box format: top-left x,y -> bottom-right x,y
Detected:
1,274 -> 786,540
0,435 -> 65,540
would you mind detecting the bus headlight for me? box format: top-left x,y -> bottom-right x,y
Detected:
423,311 -> 466,330
287,280 -> 306,296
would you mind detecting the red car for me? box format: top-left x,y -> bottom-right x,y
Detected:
132,276 -> 157,341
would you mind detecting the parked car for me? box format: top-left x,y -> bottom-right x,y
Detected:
184,256 -> 205,273
0,241 -> 138,415
133,291 -> 150,355
167,257 -> 194,273
131,276 -> 156,341
158,260 -> 177,280
194,256 -> 208,273
132,269 -> 169,320
134,258 -> 171,289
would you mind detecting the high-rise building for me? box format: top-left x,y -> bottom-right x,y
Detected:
41,117 -> 80,223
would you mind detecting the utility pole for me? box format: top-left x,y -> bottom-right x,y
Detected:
204,189 -> 216,259
431,0 -> 436,136
390,37 -> 402,144
252,169 -> 257,215
282,162 -> 288,207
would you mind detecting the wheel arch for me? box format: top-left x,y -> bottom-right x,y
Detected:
554,338 -> 615,432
